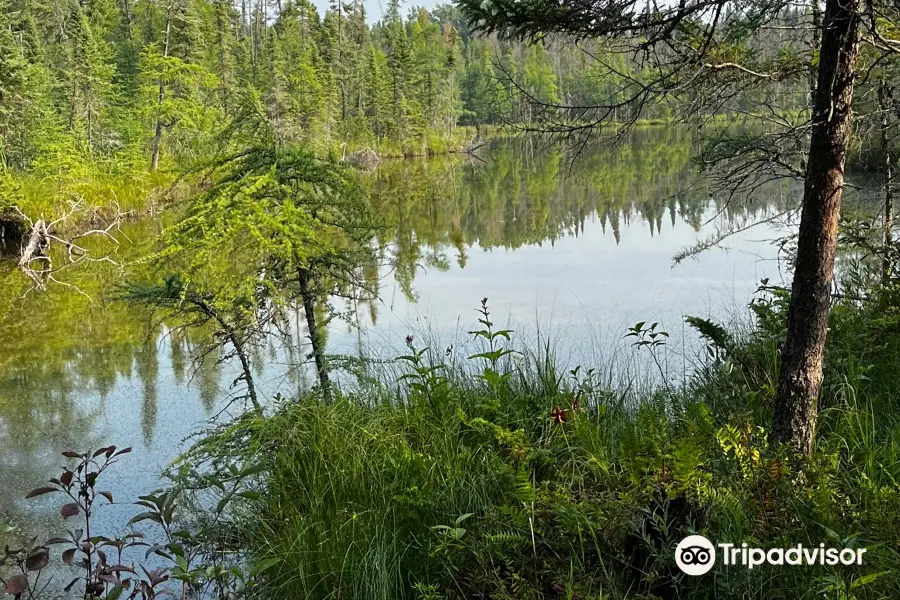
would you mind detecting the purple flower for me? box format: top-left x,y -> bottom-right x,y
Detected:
405,335 -> 414,346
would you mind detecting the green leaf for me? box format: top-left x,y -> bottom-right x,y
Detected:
240,464 -> 267,477
249,557 -> 281,577
850,571 -> 889,589
106,586 -> 124,600
127,512 -> 162,526
454,513 -> 474,525
216,492 -> 234,515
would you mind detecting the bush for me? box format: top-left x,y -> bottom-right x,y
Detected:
186,295 -> 900,600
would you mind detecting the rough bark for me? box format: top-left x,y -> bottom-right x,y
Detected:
770,0 -> 861,455
298,267 -> 331,399
120,0 -> 134,41
880,79 -> 894,285
808,0 -> 821,109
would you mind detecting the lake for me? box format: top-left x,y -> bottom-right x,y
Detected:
0,127 -> 810,545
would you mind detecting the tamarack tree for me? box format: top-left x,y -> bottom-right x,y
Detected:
457,0 -> 900,455
126,98 -> 380,404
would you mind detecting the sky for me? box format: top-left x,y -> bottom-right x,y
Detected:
310,0 -> 441,23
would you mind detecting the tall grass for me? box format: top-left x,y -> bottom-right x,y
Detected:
185,291 -> 900,600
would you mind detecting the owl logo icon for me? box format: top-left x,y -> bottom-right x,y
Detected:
675,535 -> 716,575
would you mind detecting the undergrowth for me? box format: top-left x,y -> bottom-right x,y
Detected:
181,291 -> 900,600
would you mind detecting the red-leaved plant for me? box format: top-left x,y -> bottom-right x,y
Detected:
0,446 -> 277,600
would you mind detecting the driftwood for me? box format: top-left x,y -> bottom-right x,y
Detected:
343,147 -> 380,166
449,136 -> 488,163
15,199 -> 125,295
17,218 -> 51,289
459,138 -> 487,155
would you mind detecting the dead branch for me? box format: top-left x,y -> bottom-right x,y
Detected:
15,199 -> 126,295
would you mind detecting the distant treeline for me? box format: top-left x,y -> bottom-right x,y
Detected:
0,0 -> 815,171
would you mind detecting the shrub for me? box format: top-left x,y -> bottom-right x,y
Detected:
187,297 -> 900,600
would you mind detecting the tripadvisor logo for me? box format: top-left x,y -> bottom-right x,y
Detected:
675,535 -> 716,575
675,535 -> 868,576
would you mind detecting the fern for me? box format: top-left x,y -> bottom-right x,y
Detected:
485,531 -> 527,549
685,315 -> 733,352
514,468 -> 536,503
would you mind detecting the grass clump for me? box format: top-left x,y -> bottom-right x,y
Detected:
187,294 -> 900,600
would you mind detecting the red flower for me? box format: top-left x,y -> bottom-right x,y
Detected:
549,407 -> 568,424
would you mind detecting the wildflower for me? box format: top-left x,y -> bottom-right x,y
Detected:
446,344 -> 453,355
549,407 -> 568,424
481,297 -> 489,306
405,335 -> 414,346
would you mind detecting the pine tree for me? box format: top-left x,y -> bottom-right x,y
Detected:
0,0 -> 30,166
211,0 -> 236,108
363,45 -> 390,139
64,0 -> 117,152
460,42 -> 503,125
263,0 -> 328,142
142,0 -> 217,170
383,0 -> 412,141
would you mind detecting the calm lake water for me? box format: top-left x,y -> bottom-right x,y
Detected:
1,127 -> 816,547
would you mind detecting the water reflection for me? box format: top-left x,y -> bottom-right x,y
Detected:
371,128 -> 796,298
0,128 -> 805,542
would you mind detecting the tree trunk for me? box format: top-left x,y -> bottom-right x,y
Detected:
120,0 -> 134,40
150,5 -> 172,172
298,267 -> 331,399
231,336 -> 261,412
191,297 -> 262,412
251,0 -> 261,82
336,1 -> 346,121
808,0 -> 821,109
769,0 -> 861,456
214,0 -> 230,108
880,79 -> 894,285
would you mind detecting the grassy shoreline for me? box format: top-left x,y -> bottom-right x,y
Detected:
1,112 -> 892,239
180,289 -> 900,600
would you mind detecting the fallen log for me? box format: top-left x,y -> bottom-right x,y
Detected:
17,218 -> 50,290
343,147 -> 380,167
11,199 -> 124,294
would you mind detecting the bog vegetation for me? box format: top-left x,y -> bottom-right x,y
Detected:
8,288 -> 900,599
4,0 -> 900,598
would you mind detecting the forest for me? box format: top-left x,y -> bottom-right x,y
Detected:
0,0 -> 816,174
5,0 -> 900,598
0,0 -> 583,169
